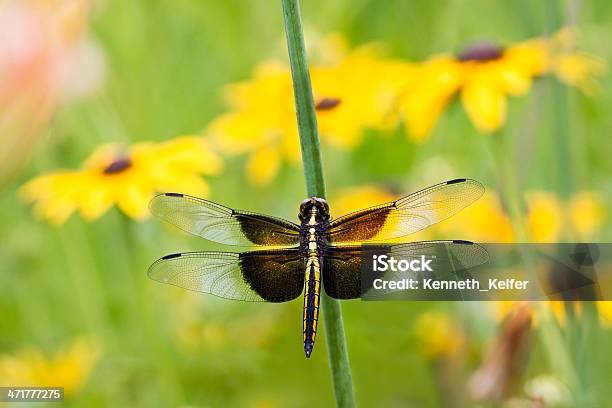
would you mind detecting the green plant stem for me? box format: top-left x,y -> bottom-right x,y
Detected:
281,0 -> 326,198
281,0 -> 356,406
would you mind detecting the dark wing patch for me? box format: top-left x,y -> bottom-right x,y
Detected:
239,250 -> 305,302
327,179 -> 484,244
148,249 -> 304,302
323,246 -> 363,300
322,240 -> 489,299
150,193 -> 300,247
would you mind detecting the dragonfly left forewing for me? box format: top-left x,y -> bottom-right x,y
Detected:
148,249 -> 304,302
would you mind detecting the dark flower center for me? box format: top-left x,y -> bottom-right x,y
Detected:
457,42 -> 504,62
315,97 -> 342,111
103,157 -> 132,175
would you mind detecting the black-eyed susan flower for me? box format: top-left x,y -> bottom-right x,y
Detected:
207,62 -> 299,186
207,35 -> 414,186
0,337 -> 100,395
398,28 -> 606,140
21,137 -> 223,224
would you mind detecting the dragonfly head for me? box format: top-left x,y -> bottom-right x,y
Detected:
299,197 -> 329,222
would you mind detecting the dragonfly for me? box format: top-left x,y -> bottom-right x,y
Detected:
148,178 -> 488,357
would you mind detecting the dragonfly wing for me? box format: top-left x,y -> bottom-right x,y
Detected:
323,240 -> 489,299
149,249 -> 304,302
150,193 -> 301,247
327,179 -> 484,244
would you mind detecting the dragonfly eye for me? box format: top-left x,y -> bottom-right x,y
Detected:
299,198 -> 314,219
314,198 -> 329,215
299,199 -> 310,213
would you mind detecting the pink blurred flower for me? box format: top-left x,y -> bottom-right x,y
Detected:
0,0 -> 105,184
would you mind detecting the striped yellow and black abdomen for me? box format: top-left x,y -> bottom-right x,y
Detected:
303,254 -> 321,358
302,208 -> 323,358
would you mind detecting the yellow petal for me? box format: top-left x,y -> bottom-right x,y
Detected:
20,171 -> 90,224
525,191 -> 563,243
596,302 -> 612,327
19,173 -> 61,203
461,79 -> 507,133
82,144 -> 125,171
150,136 -> 224,176
208,113 -> 272,154
496,64 -> 532,95
246,146 -> 281,187
400,58 -> 462,140
503,39 -> 550,77
77,186 -> 113,220
554,53 -> 607,95
568,191 -> 606,239
38,197 -> 78,225
116,186 -> 152,219
401,94 -> 449,141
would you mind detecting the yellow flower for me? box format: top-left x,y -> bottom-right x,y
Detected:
311,50 -> 415,148
206,62 -> 298,187
398,28 -> 605,140
21,136 -> 223,223
414,312 -> 464,359
207,35 -> 414,186
0,338 -> 100,396
399,38 -> 547,139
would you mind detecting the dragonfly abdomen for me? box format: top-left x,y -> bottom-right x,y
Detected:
303,255 -> 321,358
302,207 -> 324,358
